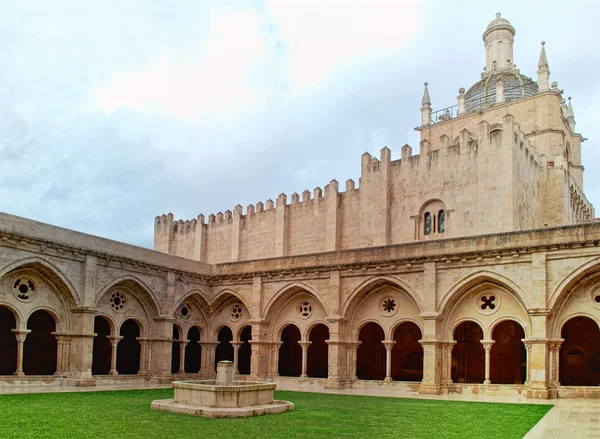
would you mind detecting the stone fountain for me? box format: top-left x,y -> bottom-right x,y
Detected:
151,361 -> 294,418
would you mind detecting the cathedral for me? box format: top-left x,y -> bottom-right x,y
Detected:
0,14 -> 598,399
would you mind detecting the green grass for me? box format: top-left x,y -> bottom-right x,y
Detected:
0,389 -> 551,438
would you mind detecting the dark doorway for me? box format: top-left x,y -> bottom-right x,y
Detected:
452,321 -> 484,383
92,316 -> 111,375
238,326 -> 252,375
116,319 -> 141,375
185,326 -> 201,373
560,316 -> 600,386
357,322 -> 386,380
215,326 -> 234,369
24,310 -> 57,375
307,324 -> 329,378
278,324 -> 302,377
490,320 -> 526,384
391,322 -> 423,381
0,307 -> 17,375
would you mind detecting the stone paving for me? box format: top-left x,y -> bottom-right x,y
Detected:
0,381 -> 598,438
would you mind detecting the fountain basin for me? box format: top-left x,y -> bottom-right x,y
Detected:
151,362 -> 294,418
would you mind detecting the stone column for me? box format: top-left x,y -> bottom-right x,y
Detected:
383,341 -> 396,382
108,336 -> 122,375
137,339 -> 149,374
441,341 -> 456,385
231,341 -> 243,374
53,334 -> 67,375
177,340 -> 187,374
419,340 -> 443,394
200,342 -> 218,375
523,338 -> 553,399
299,341 -> 311,378
68,309 -> 96,379
481,340 -> 494,384
12,329 -> 30,377
347,342 -> 361,381
150,318 -> 176,380
270,342 -> 283,377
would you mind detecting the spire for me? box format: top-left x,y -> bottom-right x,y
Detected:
421,82 -> 431,106
566,96 -> 576,131
537,41 -> 550,91
420,82 -> 432,126
538,41 -> 548,69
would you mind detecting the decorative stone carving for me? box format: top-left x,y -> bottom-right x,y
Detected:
109,291 -> 127,312
378,296 -> 398,317
12,277 -> 37,302
475,292 -> 500,315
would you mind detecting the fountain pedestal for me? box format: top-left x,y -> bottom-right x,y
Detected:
151,361 -> 294,418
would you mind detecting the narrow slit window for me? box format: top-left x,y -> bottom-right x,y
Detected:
424,212 -> 432,236
438,210 -> 446,233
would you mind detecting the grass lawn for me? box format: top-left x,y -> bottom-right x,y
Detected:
0,389 -> 551,438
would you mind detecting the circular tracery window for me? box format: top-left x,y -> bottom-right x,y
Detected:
475,292 -> 500,315
180,304 -> 191,319
298,301 -> 313,319
110,291 -> 127,312
230,303 -> 243,321
590,286 -> 600,310
378,296 -> 398,317
12,277 -> 37,302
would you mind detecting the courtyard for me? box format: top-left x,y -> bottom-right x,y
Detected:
0,389 -> 550,438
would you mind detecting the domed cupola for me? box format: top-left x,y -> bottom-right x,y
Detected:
464,13 -> 538,112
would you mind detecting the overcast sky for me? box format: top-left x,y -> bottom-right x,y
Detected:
1,0 -> 599,249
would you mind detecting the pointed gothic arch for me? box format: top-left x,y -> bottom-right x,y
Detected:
263,282 -> 330,323
341,276 -> 422,321
96,275 -> 161,318
0,257 -> 80,308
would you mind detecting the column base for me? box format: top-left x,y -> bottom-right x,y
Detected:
324,378 -> 347,390
384,377 -> 393,383
109,370 -> 118,376
483,379 -> 491,385
300,374 -> 307,379
526,385 -> 551,399
13,371 -> 24,377
419,384 -> 442,395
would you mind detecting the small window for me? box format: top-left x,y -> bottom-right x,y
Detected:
424,212 -> 432,236
438,210 -> 446,233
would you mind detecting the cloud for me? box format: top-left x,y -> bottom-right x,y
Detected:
266,0 -> 419,90
92,9 -> 267,121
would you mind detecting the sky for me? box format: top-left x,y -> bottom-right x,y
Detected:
1,0 -> 599,249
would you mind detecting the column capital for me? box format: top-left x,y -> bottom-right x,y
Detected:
177,340 -> 189,346
298,341 -> 312,350
231,341 -> 243,349
108,335 -> 123,345
382,341 -> 396,351
481,340 -> 495,351
11,329 -> 31,342
200,342 -> 219,349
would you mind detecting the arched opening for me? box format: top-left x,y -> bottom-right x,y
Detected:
185,326 -> 201,373
357,322 -> 385,380
560,317 -> 600,386
452,321 -> 484,383
24,310 -> 57,375
215,326 -> 233,369
438,210 -> 446,233
117,319 -> 141,375
0,306 -> 17,375
391,322 -> 423,381
307,324 -> 329,378
92,316 -> 111,375
171,325 -> 180,374
238,326 -> 252,375
490,320 -> 526,384
278,324 -> 302,377
424,212 -> 432,236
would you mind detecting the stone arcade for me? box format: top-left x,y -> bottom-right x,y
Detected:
0,14 -> 598,400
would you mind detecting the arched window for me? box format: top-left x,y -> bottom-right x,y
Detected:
424,212 -> 432,236
438,210 -> 446,233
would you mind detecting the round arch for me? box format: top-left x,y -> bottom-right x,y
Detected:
25,306 -> 61,326
388,318 -> 423,341
439,271 -> 532,317
274,321 -> 303,341
303,320 -> 329,342
0,301 -> 23,329
263,282 -> 330,324
557,312 -> 600,335
448,317 -> 486,341
94,313 -> 117,335
488,316 -> 528,340
236,324 -> 252,342
96,275 -> 161,318
341,276 -> 422,321
118,316 -> 146,338
0,257 -> 80,308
